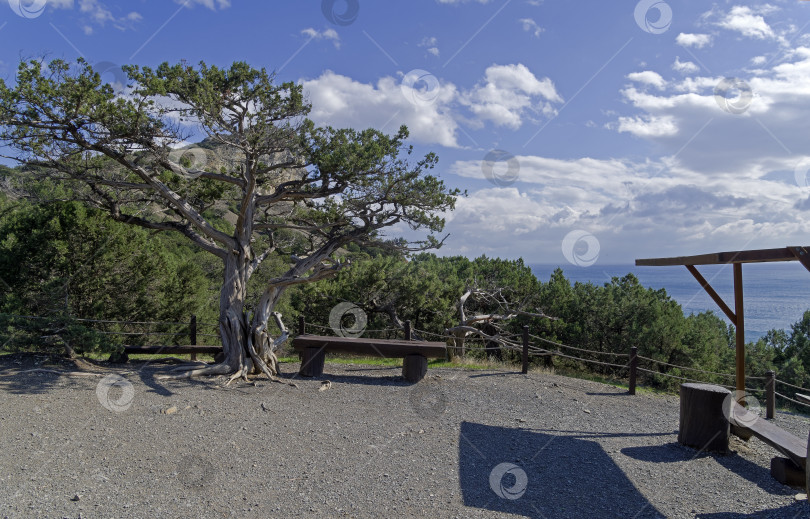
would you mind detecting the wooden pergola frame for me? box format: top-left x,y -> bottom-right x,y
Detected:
636,246 -> 810,392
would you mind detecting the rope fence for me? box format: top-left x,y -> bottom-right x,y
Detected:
0,312 -> 222,360
4,311 -> 810,416
299,318 -> 810,417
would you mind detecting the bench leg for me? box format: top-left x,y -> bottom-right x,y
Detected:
299,347 -> 325,377
402,354 -> 427,383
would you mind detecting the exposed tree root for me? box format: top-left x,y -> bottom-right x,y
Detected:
155,362 -> 233,380
17,368 -> 105,377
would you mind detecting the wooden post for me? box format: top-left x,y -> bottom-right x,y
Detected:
629,346 -> 638,395
298,315 -> 305,336
299,347 -> 325,377
678,383 -> 731,452
521,325 -> 529,374
405,320 -> 412,341
733,263 -> 745,392
766,370 -> 775,420
402,354 -> 427,382
806,431 -> 810,497
189,314 -> 197,362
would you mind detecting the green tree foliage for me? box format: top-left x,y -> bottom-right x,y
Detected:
0,58 -> 458,378
0,199 -> 212,354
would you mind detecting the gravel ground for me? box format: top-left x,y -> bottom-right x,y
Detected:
0,353 -> 809,519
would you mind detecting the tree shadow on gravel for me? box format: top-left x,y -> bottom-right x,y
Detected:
459,421 -> 666,518
294,371 -> 413,387
0,353 -> 98,394
622,443 -> 796,495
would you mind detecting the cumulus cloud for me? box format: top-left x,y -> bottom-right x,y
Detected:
73,0 -> 141,33
518,18 -> 544,38
419,36 -> 440,57
176,0 -> 230,9
301,28 -> 341,48
616,115 -> 678,137
627,71 -> 667,90
711,5 -> 778,40
303,70 -> 460,147
439,150 -> 807,262
460,64 -> 562,129
302,64 -> 561,146
672,57 -> 700,74
676,33 -> 713,48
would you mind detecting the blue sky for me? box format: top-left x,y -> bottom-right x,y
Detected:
2,0 -> 810,266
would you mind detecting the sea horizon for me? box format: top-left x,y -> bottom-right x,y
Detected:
529,262 -> 810,342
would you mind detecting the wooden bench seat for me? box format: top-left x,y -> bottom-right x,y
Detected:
292,334 -> 447,382
730,402 -> 807,469
123,345 -> 222,355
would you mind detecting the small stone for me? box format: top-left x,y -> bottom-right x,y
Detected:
583,409 -> 591,414
71,494 -> 80,502
164,406 -> 178,415
517,418 -> 527,423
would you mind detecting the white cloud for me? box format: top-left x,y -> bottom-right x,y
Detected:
616,115 -> 678,137
751,55 -> 767,66
419,36 -> 440,57
676,33 -> 713,48
79,0 -> 113,24
301,28 -> 341,48
176,0 -> 230,9
715,6 -> 776,40
627,71 -> 667,90
672,57 -> 700,74
439,150 -> 807,262
302,64 -> 562,146
518,18 -> 544,38
460,63 -> 562,129
302,70 -> 460,147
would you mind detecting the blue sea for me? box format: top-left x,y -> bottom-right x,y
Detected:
530,263 -> 810,342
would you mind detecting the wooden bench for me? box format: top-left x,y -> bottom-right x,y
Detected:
730,405 -> 807,470
292,334 -> 447,382
679,383 -> 809,490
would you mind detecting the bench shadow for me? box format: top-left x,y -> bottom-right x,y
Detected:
695,502 -> 809,518
459,421 -> 665,518
468,371 -> 526,379
621,443 -> 796,495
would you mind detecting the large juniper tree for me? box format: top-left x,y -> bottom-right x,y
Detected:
0,58 -> 458,380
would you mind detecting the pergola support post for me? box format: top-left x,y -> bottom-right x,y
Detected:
733,263 -> 745,393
